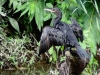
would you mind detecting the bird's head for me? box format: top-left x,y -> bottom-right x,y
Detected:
44,8 -> 62,17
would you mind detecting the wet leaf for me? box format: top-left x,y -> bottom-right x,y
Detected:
8,17 -> 20,33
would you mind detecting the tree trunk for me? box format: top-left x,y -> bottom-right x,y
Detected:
57,51 -> 90,75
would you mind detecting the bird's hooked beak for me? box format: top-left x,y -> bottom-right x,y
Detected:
44,8 -> 56,12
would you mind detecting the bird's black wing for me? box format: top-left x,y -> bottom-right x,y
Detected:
52,21 -> 90,59
70,18 -> 83,42
38,26 -> 65,56
65,25 -> 90,59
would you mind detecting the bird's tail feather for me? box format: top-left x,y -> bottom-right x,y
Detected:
76,46 -> 90,59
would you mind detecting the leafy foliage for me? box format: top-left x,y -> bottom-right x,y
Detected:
0,26 -> 37,69
9,0 -> 44,30
48,47 -> 57,63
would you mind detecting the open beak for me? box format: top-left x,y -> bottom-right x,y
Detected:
44,8 -> 55,12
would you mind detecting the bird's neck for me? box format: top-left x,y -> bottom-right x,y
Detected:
53,13 -> 62,26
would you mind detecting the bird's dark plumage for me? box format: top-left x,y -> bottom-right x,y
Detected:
38,26 -> 65,56
39,7 -> 90,59
70,18 -> 84,42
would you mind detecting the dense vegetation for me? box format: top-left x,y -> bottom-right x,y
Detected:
0,0 -> 100,74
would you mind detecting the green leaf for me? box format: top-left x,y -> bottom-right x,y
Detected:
0,0 -> 7,6
20,6 -> 29,17
46,3 -> 53,8
52,50 -> 57,62
61,2 -> 68,9
30,2 -> 35,14
49,56 -> 52,62
35,1 -> 44,30
79,41 -> 86,49
8,17 -> 20,33
60,56 -> 66,62
96,17 -> 100,30
43,13 -> 51,21
48,46 -> 53,54
80,0 -> 87,14
13,1 -> 18,10
0,6 -> 6,16
61,45 -> 64,51
28,2 -> 35,21
94,0 -> 99,14
17,2 -> 21,9
89,54 -> 93,65
14,2 -> 28,13
9,0 -> 13,7
72,7 -> 79,14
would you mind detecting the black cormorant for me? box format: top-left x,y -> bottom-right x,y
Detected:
39,8 -> 90,59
